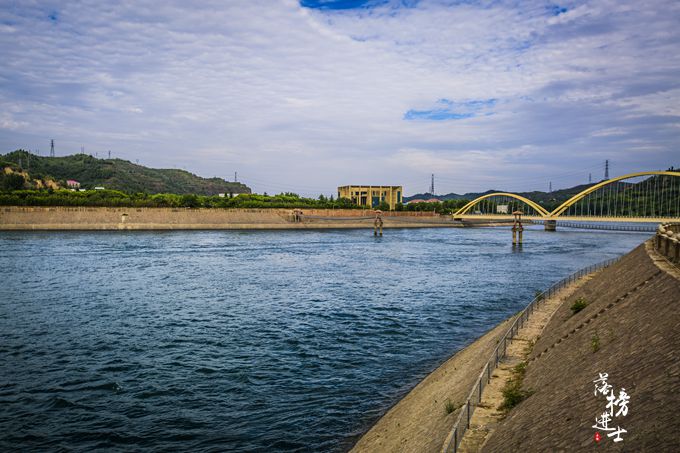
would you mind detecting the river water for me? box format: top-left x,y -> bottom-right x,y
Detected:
0,226 -> 649,452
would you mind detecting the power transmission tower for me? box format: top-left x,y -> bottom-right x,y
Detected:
108,150 -> 111,159
605,160 -> 609,180
549,181 -> 552,192
50,139 -> 55,157
589,173 -> 592,184
234,171 -> 238,182
430,174 -> 435,195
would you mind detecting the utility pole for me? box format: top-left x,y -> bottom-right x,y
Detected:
430,174 -> 435,195
605,160 -> 609,180
50,139 -> 55,157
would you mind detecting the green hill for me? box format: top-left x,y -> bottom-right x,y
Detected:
1,150 -> 250,195
405,183 -> 597,212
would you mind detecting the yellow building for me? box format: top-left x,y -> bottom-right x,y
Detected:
337,185 -> 403,210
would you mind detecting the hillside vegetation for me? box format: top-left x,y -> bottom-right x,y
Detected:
1,150 -> 250,195
405,184 -> 595,212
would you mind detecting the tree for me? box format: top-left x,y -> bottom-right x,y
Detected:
180,194 -> 201,208
1,172 -> 25,190
376,200 -> 390,211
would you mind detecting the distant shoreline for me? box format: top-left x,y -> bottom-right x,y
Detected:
0,206 -> 483,231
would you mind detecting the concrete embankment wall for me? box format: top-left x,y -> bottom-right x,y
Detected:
482,242 -> 680,452
0,206 -> 452,230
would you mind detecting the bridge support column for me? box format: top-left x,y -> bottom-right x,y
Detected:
544,220 -> 557,231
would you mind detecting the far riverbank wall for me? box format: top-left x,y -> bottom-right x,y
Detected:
0,206 -> 462,230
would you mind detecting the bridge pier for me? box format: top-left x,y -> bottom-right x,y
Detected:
544,220 -> 557,231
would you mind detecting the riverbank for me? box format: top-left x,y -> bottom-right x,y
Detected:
351,266 -> 589,453
353,240 -> 680,452
0,206 -> 468,230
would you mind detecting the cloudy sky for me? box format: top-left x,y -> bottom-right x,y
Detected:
1,0 -> 678,196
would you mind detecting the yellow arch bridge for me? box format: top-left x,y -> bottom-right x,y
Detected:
453,171 -> 680,229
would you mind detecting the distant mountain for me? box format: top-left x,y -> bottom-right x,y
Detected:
1,150 -> 250,195
405,183 -> 598,209
405,192 -> 465,201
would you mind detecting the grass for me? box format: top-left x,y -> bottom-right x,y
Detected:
591,333 -> 600,352
524,339 -> 535,355
570,297 -> 588,315
444,399 -> 458,414
499,362 -> 534,412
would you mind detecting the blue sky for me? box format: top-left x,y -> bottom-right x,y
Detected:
0,0 -> 678,196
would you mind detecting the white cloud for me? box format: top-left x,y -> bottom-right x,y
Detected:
0,0 -> 678,196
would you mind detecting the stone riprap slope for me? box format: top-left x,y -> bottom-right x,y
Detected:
351,318 -> 515,453
482,242 -> 680,452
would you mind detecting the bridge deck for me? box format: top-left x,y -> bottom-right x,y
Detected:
455,215 -> 677,223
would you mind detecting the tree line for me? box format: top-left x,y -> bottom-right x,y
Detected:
0,189 -> 365,209
0,188 -> 476,213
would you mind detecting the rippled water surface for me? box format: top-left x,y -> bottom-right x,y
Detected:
0,227 -> 649,451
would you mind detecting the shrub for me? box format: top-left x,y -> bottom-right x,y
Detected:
570,297 -> 588,315
591,333 -> 600,352
499,362 -> 534,412
444,399 -> 456,414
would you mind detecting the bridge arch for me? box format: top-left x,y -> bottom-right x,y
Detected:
549,171 -> 680,217
454,192 -> 550,217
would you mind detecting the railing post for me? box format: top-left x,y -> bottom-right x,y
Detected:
467,401 -> 470,428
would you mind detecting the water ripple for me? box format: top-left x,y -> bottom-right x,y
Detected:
0,227 -> 647,451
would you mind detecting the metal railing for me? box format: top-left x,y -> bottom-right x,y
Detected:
555,221 -> 656,232
443,257 -> 620,452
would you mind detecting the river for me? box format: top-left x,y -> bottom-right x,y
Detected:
0,226 -> 649,451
